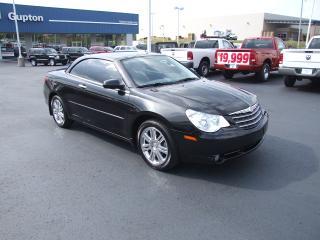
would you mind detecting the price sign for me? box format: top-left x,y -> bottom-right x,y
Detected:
217,52 -> 251,65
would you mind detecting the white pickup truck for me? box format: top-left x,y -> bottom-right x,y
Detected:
160,39 -> 234,77
279,35 -> 320,87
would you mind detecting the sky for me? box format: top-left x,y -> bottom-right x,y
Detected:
1,0 -> 320,38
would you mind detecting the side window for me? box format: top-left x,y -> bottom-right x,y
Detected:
70,59 -> 122,83
276,38 -> 285,50
223,40 -> 233,48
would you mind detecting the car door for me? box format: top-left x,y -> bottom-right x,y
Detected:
68,58 -> 132,137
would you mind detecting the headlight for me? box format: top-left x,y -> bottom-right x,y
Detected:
186,109 -> 230,133
55,55 -> 60,59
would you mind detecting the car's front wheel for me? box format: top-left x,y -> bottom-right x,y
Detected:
50,95 -> 72,128
256,63 -> 270,82
137,120 -> 179,171
284,76 -> 296,87
197,60 -> 210,77
30,59 -> 37,66
49,58 -> 56,66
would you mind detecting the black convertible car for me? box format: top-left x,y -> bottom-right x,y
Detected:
44,53 -> 268,171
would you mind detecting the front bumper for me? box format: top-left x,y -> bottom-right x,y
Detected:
279,67 -> 320,78
172,111 -> 268,163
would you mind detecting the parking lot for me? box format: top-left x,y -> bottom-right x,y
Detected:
1,61 -> 320,240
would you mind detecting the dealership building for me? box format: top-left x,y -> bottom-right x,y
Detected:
196,13 -> 320,41
0,2 -> 139,51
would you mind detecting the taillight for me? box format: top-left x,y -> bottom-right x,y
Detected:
250,52 -> 256,65
187,51 -> 193,60
279,53 -> 283,64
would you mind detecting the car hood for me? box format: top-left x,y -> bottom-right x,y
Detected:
141,79 -> 257,115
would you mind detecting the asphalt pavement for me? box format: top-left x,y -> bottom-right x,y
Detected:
1,61 -> 319,240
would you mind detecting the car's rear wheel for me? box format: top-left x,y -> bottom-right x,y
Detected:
222,70 -> 234,79
256,63 -> 270,82
50,95 -> 72,128
197,60 -> 210,77
137,120 -> 179,171
284,76 -> 296,87
31,59 -> 37,66
49,58 -> 56,66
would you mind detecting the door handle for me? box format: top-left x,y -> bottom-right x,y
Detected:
78,84 -> 87,89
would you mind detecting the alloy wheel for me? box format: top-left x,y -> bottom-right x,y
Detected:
140,127 -> 170,166
52,98 -> 65,125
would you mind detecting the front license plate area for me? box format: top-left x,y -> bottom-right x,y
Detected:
301,68 -> 313,75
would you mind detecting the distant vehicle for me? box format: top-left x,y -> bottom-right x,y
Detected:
61,47 -> 91,62
161,38 -> 234,77
136,42 -> 178,53
47,44 -> 66,53
279,35 -> 320,87
179,42 -> 195,48
28,48 -> 68,66
14,46 -> 27,58
214,37 -> 285,81
114,45 -> 139,52
89,46 -> 114,53
0,42 -> 27,58
43,53 -> 268,171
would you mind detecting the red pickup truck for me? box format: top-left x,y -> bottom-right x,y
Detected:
214,37 -> 286,81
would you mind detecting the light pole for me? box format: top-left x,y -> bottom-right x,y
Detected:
306,0 -> 316,47
147,0 -> 152,53
12,0 -> 25,67
297,0 -> 304,48
160,25 -> 165,41
174,6 -> 184,45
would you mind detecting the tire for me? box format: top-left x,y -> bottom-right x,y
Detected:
137,120 -> 179,171
284,76 -> 296,87
50,95 -> 73,128
256,63 -> 270,82
62,61 -> 68,66
222,70 -> 234,79
49,58 -> 56,66
197,60 -> 210,77
30,59 -> 37,66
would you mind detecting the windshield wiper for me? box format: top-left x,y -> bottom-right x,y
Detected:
138,82 -> 173,88
175,77 -> 199,83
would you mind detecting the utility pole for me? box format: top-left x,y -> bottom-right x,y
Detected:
147,0 -> 152,53
12,0 -> 25,67
306,0 -> 316,47
297,0 -> 304,48
174,6 -> 184,45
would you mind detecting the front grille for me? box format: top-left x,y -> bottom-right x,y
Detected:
229,103 -> 263,129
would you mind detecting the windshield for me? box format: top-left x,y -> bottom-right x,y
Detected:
242,39 -> 274,49
308,38 -> 320,49
122,55 -> 199,87
45,48 -> 57,54
195,40 -> 218,49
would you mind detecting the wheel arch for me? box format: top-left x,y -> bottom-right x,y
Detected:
130,112 -> 173,146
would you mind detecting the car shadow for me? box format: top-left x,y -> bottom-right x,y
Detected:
169,135 -> 319,191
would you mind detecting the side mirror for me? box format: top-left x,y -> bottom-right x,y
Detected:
103,79 -> 125,90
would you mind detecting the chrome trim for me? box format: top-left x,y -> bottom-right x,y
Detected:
232,105 -> 261,119
229,103 -> 258,115
236,110 -> 262,124
238,113 -> 263,128
68,101 -> 124,120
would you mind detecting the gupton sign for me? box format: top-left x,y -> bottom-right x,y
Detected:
8,12 -> 44,22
